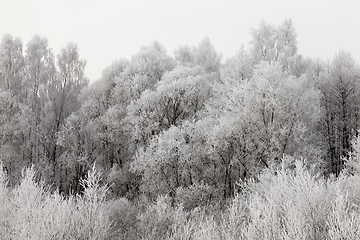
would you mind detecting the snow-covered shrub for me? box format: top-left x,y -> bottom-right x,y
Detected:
327,185 -> 360,239
106,197 -> 140,239
69,164 -> 112,240
4,164 -> 112,240
238,159 -> 331,239
137,195 -> 175,240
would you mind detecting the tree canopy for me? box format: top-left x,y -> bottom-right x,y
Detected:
1,18 -> 359,199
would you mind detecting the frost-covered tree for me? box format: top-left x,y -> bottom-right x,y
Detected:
0,35 -> 25,181
0,89 -> 22,184
81,59 -> 131,163
250,21 -> 278,63
131,119 -> 229,200
56,113 -> 89,193
51,42 -> 88,126
132,124 -> 193,197
193,37 -> 222,74
174,45 -> 193,67
80,59 -> 129,121
243,61 -> 320,164
318,51 -> 360,175
125,41 -> 176,98
61,58 -> 132,195
174,37 -> 222,75
20,35 -> 56,166
207,61 -> 321,178
221,45 -> 254,84
42,43 -> 89,189
0,34 -> 25,97
25,35 -> 55,101
125,66 -> 212,148
250,18 -> 297,69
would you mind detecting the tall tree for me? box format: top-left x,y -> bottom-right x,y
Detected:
56,113 -> 89,194
21,35 -> 55,166
243,61 -> 320,163
0,34 -> 25,98
208,61 -> 321,177
193,37 -> 222,74
0,89 -> 22,184
47,43 -> 88,189
250,18 -> 297,69
51,42 -> 87,132
59,58 -> 130,194
0,35 -> 25,182
318,51 -> 360,175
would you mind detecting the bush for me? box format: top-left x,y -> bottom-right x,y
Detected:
106,198 -> 140,239
175,182 -> 222,211
221,193 -> 249,240
1,164 -> 112,240
106,164 -> 140,200
68,165 -> 111,240
11,166 -> 50,239
327,188 -> 360,239
137,195 -> 175,240
230,160 -> 331,240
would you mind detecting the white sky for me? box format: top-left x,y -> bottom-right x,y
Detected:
1,0 -> 360,81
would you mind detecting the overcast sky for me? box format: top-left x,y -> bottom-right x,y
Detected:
1,0 -> 360,81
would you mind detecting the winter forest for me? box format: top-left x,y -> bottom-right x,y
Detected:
1,19 -> 360,239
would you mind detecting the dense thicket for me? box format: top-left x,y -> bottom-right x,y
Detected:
1,18 -> 360,238
0,138 -> 359,239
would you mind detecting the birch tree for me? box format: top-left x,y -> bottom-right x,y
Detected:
21,35 -> 55,166
250,18 -> 298,69
0,34 -> 25,97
